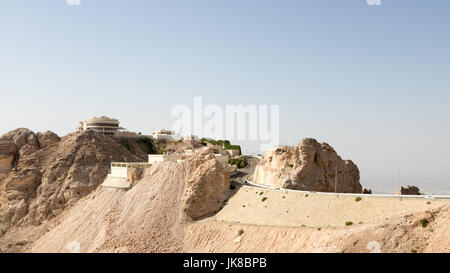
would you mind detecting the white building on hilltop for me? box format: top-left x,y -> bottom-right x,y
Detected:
77,116 -> 125,136
151,130 -> 182,141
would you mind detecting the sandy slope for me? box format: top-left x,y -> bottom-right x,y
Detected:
213,185 -> 449,227
183,186 -> 450,253
30,162 -> 188,253
183,206 -> 450,253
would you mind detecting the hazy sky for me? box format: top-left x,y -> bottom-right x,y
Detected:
1,0 -> 449,192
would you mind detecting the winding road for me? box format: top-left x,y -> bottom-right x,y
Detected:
230,156 -> 260,182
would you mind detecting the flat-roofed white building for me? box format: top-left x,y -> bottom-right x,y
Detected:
182,135 -> 199,141
151,129 -> 183,141
108,162 -> 153,178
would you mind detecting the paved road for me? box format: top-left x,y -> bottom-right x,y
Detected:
230,156 -> 260,182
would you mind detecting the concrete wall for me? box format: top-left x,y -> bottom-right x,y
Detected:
110,166 -> 128,178
151,134 -> 183,141
148,155 -> 165,164
148,154 -> 186,164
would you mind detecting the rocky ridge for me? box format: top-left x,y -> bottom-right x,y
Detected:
0,129 -> 141,233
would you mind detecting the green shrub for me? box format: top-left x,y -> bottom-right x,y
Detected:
355,197 -> 362,202
420,218 -> 429,228
136,138 -> 157,154
288,164 -> 294,168
201,138 -> 241,151
262,197 -> 267,202
259,192 -> 264,195
411,249 -> 417,253
345,221 -> 353,226
228,158 -> 248,168
238,229 -> 244,236
119,139 -> 134,153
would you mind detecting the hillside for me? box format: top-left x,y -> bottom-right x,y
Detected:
0,129 -> 142,241
29,149 -> 229,253
184,205 -> 450,253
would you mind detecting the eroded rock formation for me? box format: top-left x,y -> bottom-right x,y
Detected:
253,138 -> 362,193
183,148 -> 230,219
0,129 -> 141,233
397,186 -> 421,195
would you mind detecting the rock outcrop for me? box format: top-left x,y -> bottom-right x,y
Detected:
36,131 -> 60,149
0,129 -> 142,232
253,138 -> 362,193
183,149 -> 230,219
0,141 -> 16,175
397,186 -> 421,195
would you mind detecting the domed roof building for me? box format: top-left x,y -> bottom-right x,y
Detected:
77,116 -> 125,136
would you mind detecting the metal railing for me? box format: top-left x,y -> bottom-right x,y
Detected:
111,162 -> 152,168
239,180 -> 450,200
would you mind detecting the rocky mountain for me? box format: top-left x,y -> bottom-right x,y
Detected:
0,129 -> 142,234
253,138 -> 362,193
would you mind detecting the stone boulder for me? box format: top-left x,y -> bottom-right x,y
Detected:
253,138 -> 362,193
127,167 -> 143,182
396,185 -> 421,195
0,128 -> 39,150
182,148 -> 230,219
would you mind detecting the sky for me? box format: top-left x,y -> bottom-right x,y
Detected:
1,0 -> 449,193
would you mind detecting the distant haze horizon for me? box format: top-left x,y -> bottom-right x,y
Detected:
1,0 -> 449,194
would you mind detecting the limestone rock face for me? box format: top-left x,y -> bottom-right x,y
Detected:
182,148 -> 230,220
0,129 -> 142,231
1,128 -> 39,149
37,131 -> 60,149
0,140 -> 18,175
0,154 -> 15,174
253,138 -> 362,193
127,167 -> 143,182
